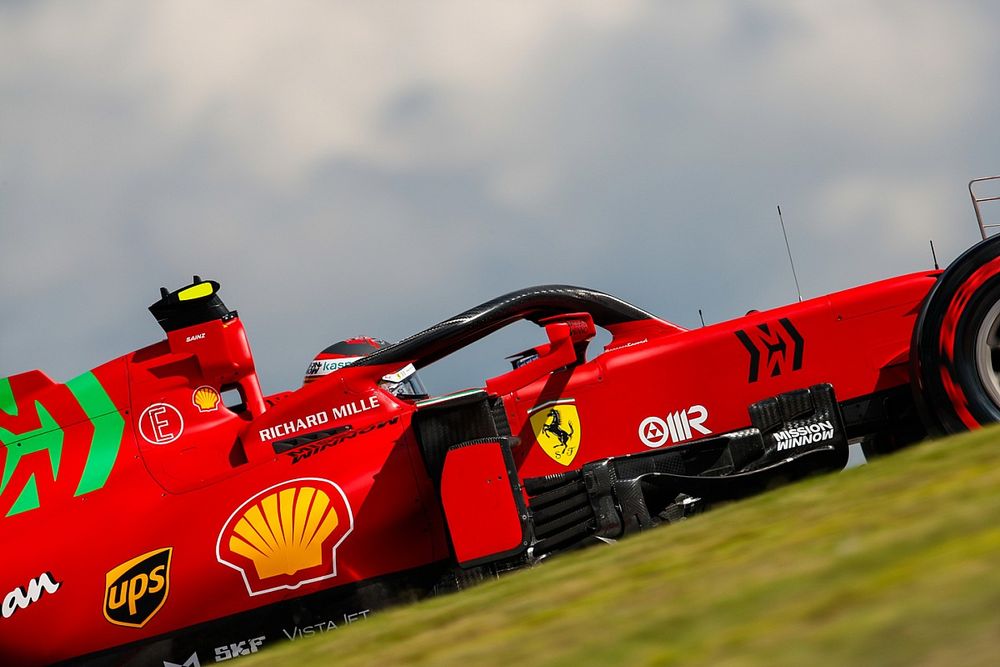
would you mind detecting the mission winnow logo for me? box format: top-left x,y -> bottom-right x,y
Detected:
773,421 -> 835,451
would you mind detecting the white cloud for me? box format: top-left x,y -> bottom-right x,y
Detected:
2,1 -> 999,392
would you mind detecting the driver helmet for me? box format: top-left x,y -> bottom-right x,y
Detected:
303,336 -> 427,397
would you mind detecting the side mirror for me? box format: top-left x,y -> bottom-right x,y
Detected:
485,314 -> 594,396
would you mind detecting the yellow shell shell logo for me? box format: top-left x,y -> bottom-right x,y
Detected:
192,385 -> 221,412
217,478 -> 354,596
230,487 -> 339,579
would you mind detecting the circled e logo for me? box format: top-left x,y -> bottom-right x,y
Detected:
138,403 -> 184,445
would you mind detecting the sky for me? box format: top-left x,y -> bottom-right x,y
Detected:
3,1 -> 1000,395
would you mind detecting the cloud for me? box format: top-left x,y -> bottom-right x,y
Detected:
2,1 -> 1000,394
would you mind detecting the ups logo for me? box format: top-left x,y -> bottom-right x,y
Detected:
104,547 -> 172,628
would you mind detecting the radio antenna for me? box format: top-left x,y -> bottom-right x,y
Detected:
929,240 -> 939,270
777,205 -> 803,302
698,309 -> 706,327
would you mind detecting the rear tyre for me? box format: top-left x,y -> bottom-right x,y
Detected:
912,234 -> 1000,434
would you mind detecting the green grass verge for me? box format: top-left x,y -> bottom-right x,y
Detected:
245,430 -> 1000,667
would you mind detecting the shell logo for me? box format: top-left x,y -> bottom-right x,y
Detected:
192,386 -> 221,412
216,478 -> 354,596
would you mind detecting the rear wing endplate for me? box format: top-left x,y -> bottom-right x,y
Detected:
969,175 -> 1000,240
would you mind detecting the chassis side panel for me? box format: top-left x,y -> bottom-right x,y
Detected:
503,271 -> 938,481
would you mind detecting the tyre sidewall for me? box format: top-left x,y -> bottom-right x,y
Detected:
912,235 -> 1000,433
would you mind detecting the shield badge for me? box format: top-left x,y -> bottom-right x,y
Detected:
104,547 -> 172,628
529,400 -> 582,466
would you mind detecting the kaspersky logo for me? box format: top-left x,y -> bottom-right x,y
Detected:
104,547 -> 172,628
217,478 -> 354,596
529,400 -> 581,466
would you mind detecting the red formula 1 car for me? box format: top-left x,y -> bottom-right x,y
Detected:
5,211 -> 1000,665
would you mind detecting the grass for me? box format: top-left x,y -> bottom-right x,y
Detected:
244,429 -> 1000,666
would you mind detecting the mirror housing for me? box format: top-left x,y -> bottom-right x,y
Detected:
485,313 -> 595,396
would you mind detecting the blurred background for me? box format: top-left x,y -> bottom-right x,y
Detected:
3,1 -> 1000,394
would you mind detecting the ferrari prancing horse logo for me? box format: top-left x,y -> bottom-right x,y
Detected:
529,400 -> 581,466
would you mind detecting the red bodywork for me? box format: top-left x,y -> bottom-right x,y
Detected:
0,270 -> 939,664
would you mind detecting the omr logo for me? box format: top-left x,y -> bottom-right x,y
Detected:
639,405 -> 710,448
104,547 -> 172,628
735,318 -> 805,383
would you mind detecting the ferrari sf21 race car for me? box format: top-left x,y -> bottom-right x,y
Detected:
5,213 -> 1000,665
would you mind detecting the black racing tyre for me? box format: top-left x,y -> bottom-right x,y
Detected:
912,234 -> 1000,434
